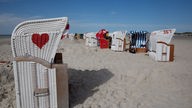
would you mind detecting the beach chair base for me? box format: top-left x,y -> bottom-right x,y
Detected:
13,54 -> 69,108
136,48 -> 147,53
149,41 -> 174,62
100,38 -> 109,49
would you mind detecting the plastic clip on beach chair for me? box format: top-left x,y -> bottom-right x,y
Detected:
111,31 -> 127,51
85,32 -> 97,47
148,29 -> 176,62
11,17 -> 69,108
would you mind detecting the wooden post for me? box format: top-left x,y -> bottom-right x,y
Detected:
53,64 -> 68,108
53,53 -> 69,108
169,44 -> 174,62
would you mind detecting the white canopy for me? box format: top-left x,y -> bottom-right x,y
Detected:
149,29 -> 176,52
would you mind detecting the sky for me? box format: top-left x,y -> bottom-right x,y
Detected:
0,0 -> 192,34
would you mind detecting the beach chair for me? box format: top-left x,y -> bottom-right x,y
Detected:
85,32 -> 97,47
111,31 -> 127,51
148,29 -> 176,61
68,33 -> 75,40
96,29 -> 111,49
11,17 -> 69,108
129,31 -> 148,53
100,38 -> 110,48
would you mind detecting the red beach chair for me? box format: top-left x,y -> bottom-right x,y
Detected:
96,29 -> 110,49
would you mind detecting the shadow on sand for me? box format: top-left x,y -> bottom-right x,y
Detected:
68,68 -> 113,107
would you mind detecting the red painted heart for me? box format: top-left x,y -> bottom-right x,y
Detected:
32,33 -> 49,49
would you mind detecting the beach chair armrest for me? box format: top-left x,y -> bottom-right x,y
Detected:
157,41 -> 173,46
116,38 -> 124,41
91,37 -> 97,40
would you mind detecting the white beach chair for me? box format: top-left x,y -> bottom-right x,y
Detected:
111,31 -> 127,51
68,33 -> 75,40
85,32 -> 97,47
148,29 -> 176,61
11,17 -> 69,108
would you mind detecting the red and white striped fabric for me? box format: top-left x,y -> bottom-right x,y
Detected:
61,23 -> 70,39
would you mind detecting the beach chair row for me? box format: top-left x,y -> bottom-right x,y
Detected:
84,29 -> 176,62
84,30 -> 147,52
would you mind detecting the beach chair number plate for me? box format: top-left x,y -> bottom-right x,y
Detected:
164,30 -> 172,34
32,33 -> 49,49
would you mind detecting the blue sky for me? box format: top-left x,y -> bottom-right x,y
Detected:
0,0 -> 192,34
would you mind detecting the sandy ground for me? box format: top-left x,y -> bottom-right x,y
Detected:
0,36 -> 192,108
0,37 -> 15,108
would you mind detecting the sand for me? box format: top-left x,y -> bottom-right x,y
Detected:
0,36 -> 192,108
0,37 -> 15,108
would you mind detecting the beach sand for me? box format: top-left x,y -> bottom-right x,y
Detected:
0,36 -> 192,108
